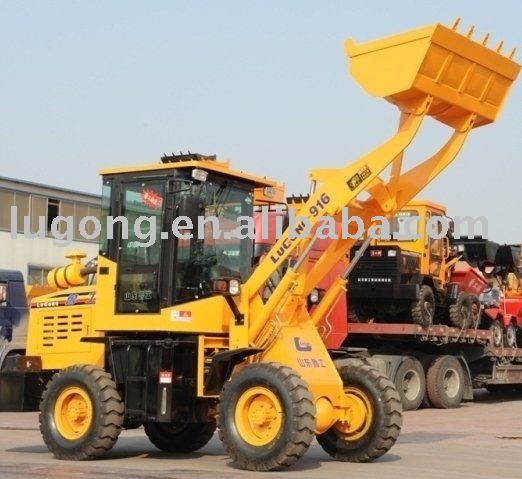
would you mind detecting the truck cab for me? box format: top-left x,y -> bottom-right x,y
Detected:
0,271 -> 29,367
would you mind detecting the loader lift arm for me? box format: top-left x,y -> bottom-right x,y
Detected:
240,21 -> 520,351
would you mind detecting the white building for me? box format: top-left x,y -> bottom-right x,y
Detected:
0,176 -> 100,284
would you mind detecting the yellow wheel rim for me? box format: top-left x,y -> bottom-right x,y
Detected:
235,386 -> 283,446
334,387 -> 373,441
54,386 -> 93,440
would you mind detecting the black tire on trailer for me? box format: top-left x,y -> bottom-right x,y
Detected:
39,364 -> 124,460
411,285 -> 435,327
490,320 -> 503,347
469,295 -> 481,329
217,362 -> 315,472
316,360 -> 402,462
426,356 -> 464,409
504,323 -> 517,348
144,422 -> 216,453
393,357 -> 426,411
448,292 -> 472,329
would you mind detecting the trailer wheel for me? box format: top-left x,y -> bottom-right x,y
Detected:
426,356 -> 464,408
316,361 -> 402,462
393,357 -> 425,411
490,320 -> 503,347
217,362 -> 315,471
39,364 -> 124,460
411,285 -> 435,327
448,292 -> 472,329
145,422 -> 216,453
504,323 -> 517,348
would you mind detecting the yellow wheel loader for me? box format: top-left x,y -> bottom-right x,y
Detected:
0,21 -> 518,471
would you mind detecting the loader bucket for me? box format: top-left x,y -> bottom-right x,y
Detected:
345,22 -> 520,128
455,238 -> 521,270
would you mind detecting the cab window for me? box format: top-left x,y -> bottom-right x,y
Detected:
388,210 -> 420,241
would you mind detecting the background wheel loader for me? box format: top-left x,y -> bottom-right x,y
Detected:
0,20 -> 519,472
348,201 -> 487,328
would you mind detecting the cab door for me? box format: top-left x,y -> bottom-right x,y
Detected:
115,178 -> 168,314
428,214 -> 445,278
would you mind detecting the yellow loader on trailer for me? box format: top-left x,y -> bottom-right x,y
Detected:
0,21 -> 518,471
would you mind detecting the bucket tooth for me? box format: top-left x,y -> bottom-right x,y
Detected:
345,22 -> 520,129
451,18 -> 461,31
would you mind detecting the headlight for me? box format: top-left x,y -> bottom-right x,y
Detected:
309,288 -> 320,305
387,250 -> 397,257
228,279 -> 241,296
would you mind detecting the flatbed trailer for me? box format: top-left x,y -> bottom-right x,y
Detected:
344,322 -> 522,410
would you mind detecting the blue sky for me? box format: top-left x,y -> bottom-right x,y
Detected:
1,1 -> 520,241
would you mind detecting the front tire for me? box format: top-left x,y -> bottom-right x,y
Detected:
217,362 -> 315,471
469,295 -> 481,329
39,364 -> 124,460
145,422 -> 216,453
411,285 -> 435,327
316,360 -> 402,462
449,292 -> 472,329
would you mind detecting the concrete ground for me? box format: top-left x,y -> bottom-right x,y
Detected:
0,389 -> 520,479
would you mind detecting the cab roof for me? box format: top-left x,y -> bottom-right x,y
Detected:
407,200 -> 446,214
99,153 -> 279,188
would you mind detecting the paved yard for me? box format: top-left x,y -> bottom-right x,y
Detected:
0,389 -> 520,479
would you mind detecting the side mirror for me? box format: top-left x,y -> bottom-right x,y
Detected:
178,194 -> 201,230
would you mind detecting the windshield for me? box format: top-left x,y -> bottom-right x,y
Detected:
382,210 -> 420,242
175,179 -> 253,302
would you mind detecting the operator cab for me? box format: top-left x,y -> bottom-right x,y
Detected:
98,153 -> 280,314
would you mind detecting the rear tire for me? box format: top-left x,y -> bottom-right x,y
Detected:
490,320 -> 503,347
145,422 -> 216,453
411,285 -> 435,327
217,362 -> 315,471
393,357 -> 425,411
39,364 -> 124,460
504,323 -> 517,348
426,356 -> 464,409
449,292 -> 472,328
316,360 -> 402,462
